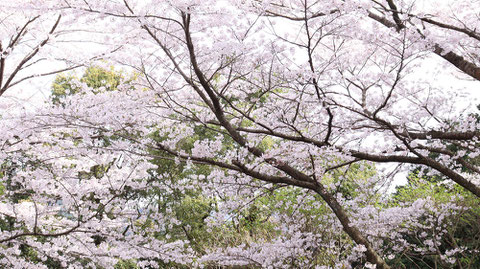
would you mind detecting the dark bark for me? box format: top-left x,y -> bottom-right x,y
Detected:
178,11 -> 391,269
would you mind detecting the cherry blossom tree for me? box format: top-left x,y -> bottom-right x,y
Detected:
1,0 -> 480,268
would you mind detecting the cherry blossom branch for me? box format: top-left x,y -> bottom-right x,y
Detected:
178,11 -> 391,269
367,8 -> 480,82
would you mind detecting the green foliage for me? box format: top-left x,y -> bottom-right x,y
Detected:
0,180 -> 4,196
114,259 -> 139,269
389,173 -> 480,268
78,162 -> 114,180
392,173 -> 466,205
51,65 -> 136,104
326,161 -> 379,202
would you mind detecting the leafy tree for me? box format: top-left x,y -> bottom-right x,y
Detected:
51,64 -> 137,104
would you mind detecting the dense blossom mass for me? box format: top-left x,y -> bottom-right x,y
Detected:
1,0 -> 480,268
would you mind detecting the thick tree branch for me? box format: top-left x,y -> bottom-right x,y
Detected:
367,10 -> 480,82
433,45 -> 480,81
385,0 -> 405,31
180,11 -> 390,269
